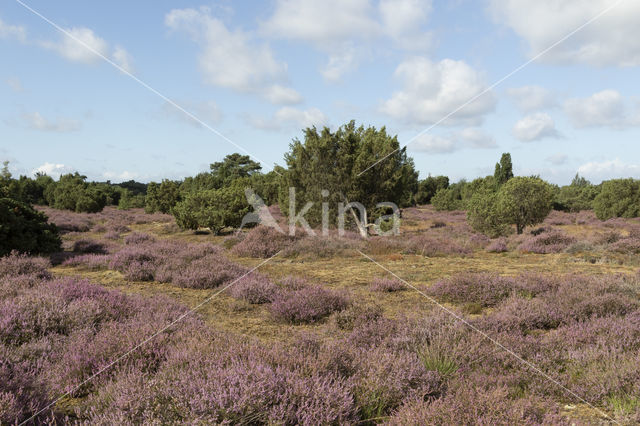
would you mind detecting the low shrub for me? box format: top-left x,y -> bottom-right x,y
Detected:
62,254 -> 110,270
229,273 -> 280,304
73,239 -> 108,254
124,232 -> 156,245
230,226 -> 296,258
270,286 -> 350,324
335,304 -> 383,330
486,238 -> 508,253
427,273 -> 517,307
172,254 -> 247,289
518,230 -> 576,254
0,252 -> 51,279
403,234 -> 471,257
108,246 -> 158,281
369,277 -> 405,292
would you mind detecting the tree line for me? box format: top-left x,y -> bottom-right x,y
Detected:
2,121 -> 640,254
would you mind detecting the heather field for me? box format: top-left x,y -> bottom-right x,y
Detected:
1,205 -> 639,424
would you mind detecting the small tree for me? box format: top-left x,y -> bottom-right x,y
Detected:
493,153 -> 514,185
145,179 -> 181,214
496,176 -> 552,234
172,184 -> 249,234
0,198 -> 61,256
466,186 -> 509,238
593,178 -> 640,220
415,175 -> 449,205
280,121 -> 418,235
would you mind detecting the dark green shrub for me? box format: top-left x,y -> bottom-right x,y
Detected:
172,184 -> 249,234
593,178 -> 640,220
145,180 -> 180,214
0,198 -> 61,256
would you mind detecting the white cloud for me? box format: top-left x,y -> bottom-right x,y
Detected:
262,85 -> 303,105
102,170 -> 140,181
248,106 -> 328,131
160,100 -> 222,127
166,7 -> 300,104
546,153 -> 568,165
381,57 -> 496,126
512,112 -> 560,142
563,89 -> 640,128
578,158 -> 640,181
112,46 -> 134,73
412,134 -> 456,153
32,162 -> 73,178
410,127 -> 495,154
456,127 -> 497,148
17,112 -> 81,133
507,85 -> 556,112
489,0 -> 640,67
6,77 -> 24,93
261,0 -> 433,81
0,17 -> 26,42
42,27 -> 109,64
261,0 -> 378,45
379,0 -> 432,50
40,26 -> 135,72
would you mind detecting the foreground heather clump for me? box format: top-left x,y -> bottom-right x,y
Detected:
486,237 -> 508,253
518,229 -> 577,254
427,273 -> 518,308
229,273 -> 280,304
231,226 -> 296,258
403,233 -> 471,257
270,286 -> 350,323
0,251 -> 51,280
370,277 -> 406,292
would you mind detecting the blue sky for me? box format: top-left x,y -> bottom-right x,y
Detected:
1,0 -> 640,184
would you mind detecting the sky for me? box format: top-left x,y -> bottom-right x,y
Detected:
1,0 -> 640,185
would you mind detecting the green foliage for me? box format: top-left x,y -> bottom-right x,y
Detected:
493,153 -> 514,185
116,180 -> 147,196
46,173 -> 109,213
118,189 -> 146,210
280,121 -> 418,227
0,198 -> 61,256
466,187 -> 510,238
0,162 -> 53,205
172,182 -> 249,234
467,176 -> 553,235
209,153 -> 262,186
415,175 -> 449,205
496,176 -> 553,234
180,154 -> 263,194
431,187 -> 464,211
145,180 -> 181,214
553,174 -> 600,212
593,178 -> 640,220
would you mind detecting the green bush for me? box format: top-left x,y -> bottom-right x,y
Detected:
466,189 -> 510,238
593,178 -> 640,220
172,184 -> 249,234
415,175 -> 449,205
118,189 -> 146,210
431,187 -> 464,211
145,180 -> 180,214
0,198 -> 61,256
553,174 -> 600,212
496,176 -> 553,234
45,173 -> 108,213
467,176 -> 553,235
